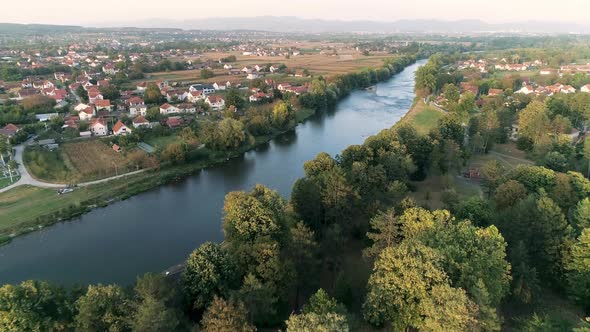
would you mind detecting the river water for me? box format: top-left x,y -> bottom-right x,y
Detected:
0,60 -> 425,285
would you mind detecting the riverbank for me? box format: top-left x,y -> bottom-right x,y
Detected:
0,106 -> 318,245
400,98 -> 445,134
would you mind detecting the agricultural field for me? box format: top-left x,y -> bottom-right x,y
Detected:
140,51 -> 395,86
24,140 -> 146,183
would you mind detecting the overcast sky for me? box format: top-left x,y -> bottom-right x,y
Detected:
3,0 -> 590,26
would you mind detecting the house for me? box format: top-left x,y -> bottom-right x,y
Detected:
241,66 -> 253,74
223,64 -> 233,70
561,85 -> 576,94
156,80 -> 169,90
177,103 -> 197,113
97,79 -> 110,87
488,89 -> 503,97
286,86 -> 308,95
205,95 -> 226,111
102,63 -> 118,75
89,118 -> 108,136
213,82 -> 231,90
269,65 -> 282,73
78,106 -> 95,121
540,69 -> 555,76
166,116 -> 184,128
189,84 -> 215,95
254,64 -> 266,72
247,73 -> 263,80
113,120 -> 132,136
582,84 -> 590,93
166,90 -> 188,102
136,82 -> 148,92
132,115 -> 150,128
87,88 -> 103,104
127,96 -> 147,115
516,85 -> 534,95
160,103 -> 179,115
0,124 -> 19,137
277,83 -> 291,91
94,99 -> 112,112
249,92 -> 270,102
187,90 -> 204,103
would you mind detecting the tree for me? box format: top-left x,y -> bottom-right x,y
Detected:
161,143 -> 186,164
443,83 -> 460,103
201,69 -> 215,79
75,284 -> 132,332
181,242 -> 237,311
144,83 -> 163,104
99,85 -> 121,101
0,280 -> 73,332
211,118 -> 247,151
272,101 -> 293,129
201,296 -> 255,332
363,243 -> 448,330
420,284 -> 478,332
566,229 -> 590,310
287,222 -> 319,308
132,297 -> 181,332
573,199 -> 590,235
225,88 -> 245,110
584,136 -> 590,178
286,289 -> 349,332
363,208 -> 401,258
509,241 -> 540,304
480,160 -> 505,196
518,100 -> 550,146
494,180 -> 528,210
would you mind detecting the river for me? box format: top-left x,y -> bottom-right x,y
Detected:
0,60 -> 426,285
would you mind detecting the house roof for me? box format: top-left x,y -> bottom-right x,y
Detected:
160,103 -> 172,109
80,106 -> 94,115
90,118 -> 107,128
113,120 -> 127,132
94,99 -> 111,107
207,95 -> 223,103
133,116 -> 148,124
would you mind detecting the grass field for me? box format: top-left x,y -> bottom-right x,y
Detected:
0,176 -> 19,189
403,100 -> 445,134
25,140 -> 145,183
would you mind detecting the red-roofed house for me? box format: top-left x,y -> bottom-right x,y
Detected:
488,89 -> 503,97
159,103 -> 179,115
79,106 -> 95,121
132,116 -> 150,128
205,95 -> 225,111
94,99 -> 112,112
113,120 -> 132,136
0,124 -> 19,137
89,118 -> 107,136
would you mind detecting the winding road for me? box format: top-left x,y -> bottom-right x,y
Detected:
0,141 -> 146,194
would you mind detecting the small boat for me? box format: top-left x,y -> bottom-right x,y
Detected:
366,86 -> 377,92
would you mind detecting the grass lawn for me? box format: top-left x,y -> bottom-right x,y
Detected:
145,134 -> 177,150
403,100 -> 445,135
0,176 -> 20,189
24,140 -> 147,183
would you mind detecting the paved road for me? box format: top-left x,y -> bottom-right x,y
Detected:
0,142 -> 146,194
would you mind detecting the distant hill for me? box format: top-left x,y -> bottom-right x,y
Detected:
113,16 -> 590,34
2,17 -> 590,35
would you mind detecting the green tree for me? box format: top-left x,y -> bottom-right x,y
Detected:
363,208 -> 401,258
161,142 -> 186,164
518,100 -> 550,146
225,88 -> 245,110
75,284 -> 132,332
201,296 -> 255,332
181,242 -> 237,311
573,199 -> 590,235
0,280 -> 73,332
443,83 -> 460,103
272,101 -> 293,129
200,69 -> 215,79
286,289 -> 349,332
363,243 -> 447,330
144,83 -> 163,104
566,228 -> 590,309
287,222 -> 320,308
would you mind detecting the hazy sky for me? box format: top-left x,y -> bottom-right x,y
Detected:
3,0 -> 590,26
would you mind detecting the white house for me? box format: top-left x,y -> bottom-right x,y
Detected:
254,64 -> 266,72
130,104 -> 147,116
223,64 -> 233,70
247,73 -> 262,80
177,103 -> 197,113
516,85 -> 534,95
166,90 -> 188,102
187,91 -> 204,103
249,92 -> 270,102
94,99 -> 112,112
241,66 -> 253,74
160,103 -> 179,115
582,84 -> 590,93
189,84 -> 215,95
113,120 -> 132,136
78,106 -> 95,121
206,96 -> 226,111
132,116 -> 150,128
277,83 -> 291,91
213,81 -> 231,90
89,118 -> 107,136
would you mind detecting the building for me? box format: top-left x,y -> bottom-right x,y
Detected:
132,116 -> 150,128
89,118 -> 108,136
205,96 -> 226,111
78,106 -> 95,121
582,84 -> 590,93
94,99 -> 112,112
113,120 -> 132,136
0,124 -> 19,137
159,103 -> 179,115
189,84 -> 215,95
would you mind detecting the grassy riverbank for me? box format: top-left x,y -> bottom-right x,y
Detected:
401,99 -> 445,134
0,107 -> 318,245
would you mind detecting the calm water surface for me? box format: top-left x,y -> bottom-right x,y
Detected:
0,60 -> 426,285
